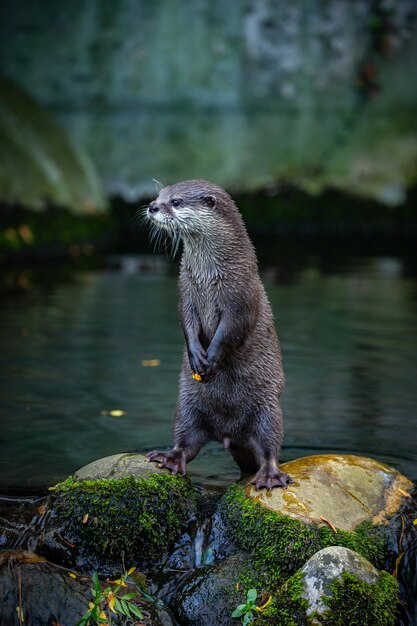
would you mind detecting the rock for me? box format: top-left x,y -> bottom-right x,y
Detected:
246,454 -> 413,531
49,454 -> 197,574
0,550 -> 172,625
74,452 -> 169,481
301,546 -> 399,625
301,546 -> 380,615
169,554 -> 249,626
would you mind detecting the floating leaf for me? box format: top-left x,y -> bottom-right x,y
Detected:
109,409 -> 126,417
68,572 -> 77,579
413,519 -> 417,525
82,513 -> 89,524
127,566 -> 136,575
141,359 -> 160,367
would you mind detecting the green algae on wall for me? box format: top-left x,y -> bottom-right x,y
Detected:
0,78 -> 106,213
1,1 -> 416,203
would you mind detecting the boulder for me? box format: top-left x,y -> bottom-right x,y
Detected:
169,554 -> 249,626
74,452 -> 169,481
246,454 -> 413,531
301,546 -> 399,625
49,453 -> 197,573
0,550 -> 173,626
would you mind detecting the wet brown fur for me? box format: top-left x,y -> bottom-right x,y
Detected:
146,180 -> 292,489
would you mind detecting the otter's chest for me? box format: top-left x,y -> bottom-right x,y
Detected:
192,274 -> 223,334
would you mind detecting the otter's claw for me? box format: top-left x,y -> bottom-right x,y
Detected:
146,449 -> 187,476
250,467 -> 293,491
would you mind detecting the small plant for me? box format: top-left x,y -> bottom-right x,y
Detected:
76,568 -> 143,625
232,588 -> 271,625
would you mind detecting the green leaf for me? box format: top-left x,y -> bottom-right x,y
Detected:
92,571 -> 100,595
128,603 -> 144,618
247,589 -> 257,604
114,597 -> 123,613
243,612 -> 254,625
120,599 -> 132,616
232,605 -> 247,618
121,592 -> 137,600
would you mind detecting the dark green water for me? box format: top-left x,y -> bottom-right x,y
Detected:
0,248 -> 416,491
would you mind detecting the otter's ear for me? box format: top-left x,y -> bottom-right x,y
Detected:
203,195 -> 216,209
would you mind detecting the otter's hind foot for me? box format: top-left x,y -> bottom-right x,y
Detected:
250,464 -> 293,491
146,449 -> 187,476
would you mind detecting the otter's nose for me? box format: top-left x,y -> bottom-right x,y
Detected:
148,201 -> 159,214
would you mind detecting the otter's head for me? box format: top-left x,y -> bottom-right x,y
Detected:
146,179 -> 241,240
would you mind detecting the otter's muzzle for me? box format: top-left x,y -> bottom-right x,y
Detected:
148,201 -> 159,215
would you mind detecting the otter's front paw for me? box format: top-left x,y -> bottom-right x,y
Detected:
146,449 -> 187,476
250,467 -> 293,491
188,342 -> 208,379
204,344 -> 224,380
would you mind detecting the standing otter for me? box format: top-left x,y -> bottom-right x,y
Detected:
145,180 -> 292,489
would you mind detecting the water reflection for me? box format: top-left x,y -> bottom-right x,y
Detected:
0,250 -> 416,490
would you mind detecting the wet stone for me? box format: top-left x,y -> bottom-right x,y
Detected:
246,454 -> 413,531
301,546 -> 380,617
74,452 -> 168,481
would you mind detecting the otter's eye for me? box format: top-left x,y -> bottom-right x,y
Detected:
171,198 -> 182,208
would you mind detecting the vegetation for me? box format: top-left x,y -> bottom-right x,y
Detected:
221,483 -> 389,591
314,571 -> 400,626
76,569 -> 143,626
232,588 -> 273,625
221,483 -> 399,625
51,473 -> 196,569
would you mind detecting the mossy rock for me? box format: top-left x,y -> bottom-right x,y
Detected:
301,547 -> 399,626
50,454 -> 197,572
247,455 -> 413,531
219,455 -> 413,591
73,453 -> 169,481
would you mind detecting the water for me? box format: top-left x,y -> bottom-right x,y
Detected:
0,248 -> 416,491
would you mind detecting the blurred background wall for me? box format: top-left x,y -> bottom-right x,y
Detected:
1,0 -> 416,210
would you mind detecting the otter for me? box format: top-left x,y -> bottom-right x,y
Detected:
145,179 -> 292,490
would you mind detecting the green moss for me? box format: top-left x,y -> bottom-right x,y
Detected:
254,571 -> 309,626
221,484 -> 387,591
315,571 -> 400,626
51,473 -> 196,566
